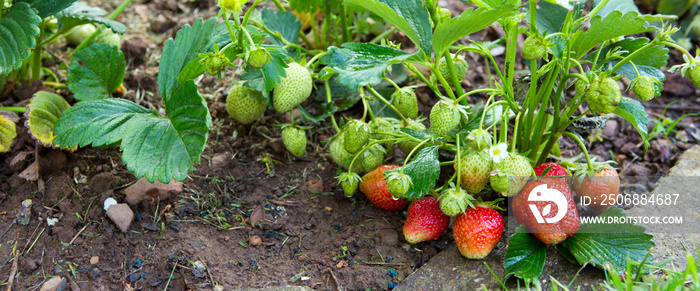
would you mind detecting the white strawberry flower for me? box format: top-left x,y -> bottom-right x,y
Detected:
490,142 -> 508,164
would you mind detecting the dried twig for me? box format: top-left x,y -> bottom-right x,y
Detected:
6,252 -> 19,291
323,268 -> 343,291
68,223 -> 89,246
0,221 -> 14,240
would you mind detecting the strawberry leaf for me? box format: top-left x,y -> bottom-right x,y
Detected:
572,11 -> 654,59
587,38 -> 668,81
504,225 -> 547,281
614,97 -> 650,150
0,2 -> 41,75
67,43 -> 126,101
559,207 -> 655,271
433,4 -> 518,58
55,2 -> 126,34
344,0 -> 432,54
159,18 -> 219,102
322,43 -> 414,90
260,8 -> 301,46
0,114 -> 16,153
25,91 -> 71,147
53,81 -> 210,183
386,145 -> 440,201
18,0 -> 77,18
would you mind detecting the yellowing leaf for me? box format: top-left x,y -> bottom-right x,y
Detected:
0,114 -> 17,153
27,91 -> 71,147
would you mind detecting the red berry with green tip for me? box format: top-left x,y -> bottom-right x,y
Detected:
572,168 -> 620,213
533,162 -> 568,178
403,196 -> 450,244
360,165 -> 408,211
513,178 -> 579,245
453,206 -> 504,259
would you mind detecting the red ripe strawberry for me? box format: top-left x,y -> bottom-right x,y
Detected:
453,206 -> 504,259
360,165 -> 408,211
513,178 -> 579,245
572,168 -> 620,213
533,162 -> 568,177
403,196 -> 450,244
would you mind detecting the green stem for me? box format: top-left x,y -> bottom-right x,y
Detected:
271,0 -> 286,12
503,20 -> 518,103
339,3 -> 350,44
563,131 -> 592,169
431,63 -> 456,99
224,16 -> 238,47
587,0 -> 610,21
383,77 -> 401,91
242,0 -> 264,27
348,138 -> 399,170
402,138 -> 433,170
366,85 -> 409,123
435,173 -> 457,192
305,52 -> 328,68
454,88 -> 499,104
370,27 -> 397,44
479,94 -> 496,129
43,81 -> 66,89
510,112 -> 521,152
443,52 -> 465,98
30,20 -> 46,81
455,134 -> 461,189
661,41 -> 693,60
73,0 -> 133,55
529,0 -> 536,33
234,15 -> 256,50
610,39 -> 661,74
326,81 -> 341,133
0,107 -> 27,113
405,63 -> 439,93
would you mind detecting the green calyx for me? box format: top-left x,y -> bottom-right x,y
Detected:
438,187 -> 474,216
466,128 -> 493,151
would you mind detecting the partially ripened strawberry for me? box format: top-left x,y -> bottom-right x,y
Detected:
572,167 -> 620,213
429,100 -> 461,136
226,84 -> 266,125
360,165 -> 408,211
403,196 -> 450,244
490,152 -> 533,197
533,162 -> 568,178
453,206 -> 504,259
273,62 -> 313,113
344,120 -> 370,154
513,178 -> 579,245
456,149 -> 492,194
281,126 -> 306,157
392,88 -> 418,119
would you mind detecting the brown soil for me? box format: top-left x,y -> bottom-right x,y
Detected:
1,0 -> 700,290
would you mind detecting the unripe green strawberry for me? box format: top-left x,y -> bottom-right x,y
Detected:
199,52 -> 230,76
456,150 -> 492,194
522,35 -> 546,60
360,144 -> 386,173
687,65 -> 700,88
438,187 -> 473,216
344,120 -> 370,154
430,100 -> 461,136
584,76 -> 621,114
398,119 -> 427,155
438,8 -> 451,23
489,152 -> 533,197
631,75 -> 661,101
438,54 -> 468,82
575,78 -> 588,95
392,88 -> 418,119
281,126 -> 306,157
226,85 -> 266,124
466,129 -> 492,152
384,171 -> 412,199
337,172 -> 361,198
330,131 -> 363,173
273,62 -> 313,113
247,48 -> 269,69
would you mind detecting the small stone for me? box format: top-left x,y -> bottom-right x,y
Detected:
249,235 -> 262,246
106,203 -> 134,233
39,276 -> 65,291
378,229 -> 399,246
90,256 -> 99,265
16,199 -> 32,225
191,261 -> 206,278
224,236 -> 230,241
602,119 -> 619,138
124,178 -> 183,205
88,267 -> 101,279
127,273 -> 142,283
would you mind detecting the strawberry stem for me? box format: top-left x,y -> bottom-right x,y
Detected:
365,86 -> 409,123
563,131 -> 593,170
456,134 -> 462,190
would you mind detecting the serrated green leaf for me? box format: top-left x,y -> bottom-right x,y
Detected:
26,91 -> 71,147
54,81 -> 210,183
260,8 -> 301,46
67,42 -> 126,101
55,2 -> 127,34
386,145 -> 440,201
533,1 -> 568,34
0,2 -> 41,75
572,11 -> 653,59
589,38 -> 669,81
0,114 -> 16,153
614,97 -> 650,150
343,0 -> 432,53
176,55 -> 207,84
322,43 -> 413,90
470,0 -> 519,9
159,17 -> 219,102
19,0 -> 77,18
122,80 -> 211,183
433,4 -> 518,57
504,225 -> 547,281
593,0 -> 639,20
53,98 -> 153,148
560,207 -> 654,271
